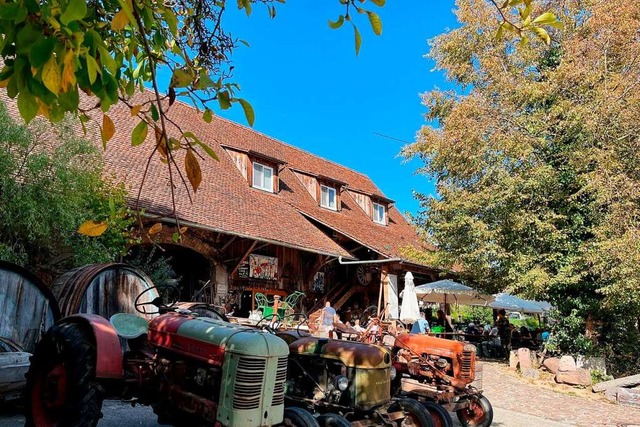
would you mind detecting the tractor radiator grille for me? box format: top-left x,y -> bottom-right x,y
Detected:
233,357 -> 266,410
271,357 -> 288,407
460,350 -> 475,381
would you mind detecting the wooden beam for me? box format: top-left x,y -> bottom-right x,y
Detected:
220,236 -> 237,251
229,241 -> 258,278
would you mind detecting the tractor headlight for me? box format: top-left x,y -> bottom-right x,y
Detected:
390,365 -> 397,380
435,358 -> 448,369
464,344 -> 477,353
335,375 -> 349,391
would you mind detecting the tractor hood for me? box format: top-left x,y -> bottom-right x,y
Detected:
289,337 -> 391,369
394,333 -> 466,358
148,312 -> 288,365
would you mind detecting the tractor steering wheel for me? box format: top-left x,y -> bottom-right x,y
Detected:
255,314 -> 280,334
134,284 -> 181,315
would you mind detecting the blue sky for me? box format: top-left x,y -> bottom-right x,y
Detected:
213,1 -> 459,217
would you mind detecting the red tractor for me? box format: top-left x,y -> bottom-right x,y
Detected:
391,334 -> 493,427
25,286 -> 319,427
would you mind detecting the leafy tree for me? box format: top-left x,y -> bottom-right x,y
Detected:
403,0 -> 640,374
0,101 -> 133,271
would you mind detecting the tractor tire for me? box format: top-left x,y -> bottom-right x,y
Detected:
25,322 -> 104,427
456,395 -> 494,427
389,398 -> 435,427
281,407 -> 320,427
421,401 -> 453,427
317,412 -> 351,427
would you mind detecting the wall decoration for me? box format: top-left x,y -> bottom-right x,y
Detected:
312,271 -> 325,293
249,254 -> 278,280
237,261 -> 249,279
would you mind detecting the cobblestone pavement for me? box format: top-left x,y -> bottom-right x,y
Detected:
480,361 -> 640,427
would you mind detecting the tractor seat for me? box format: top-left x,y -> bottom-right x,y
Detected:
110,313 -> 150,339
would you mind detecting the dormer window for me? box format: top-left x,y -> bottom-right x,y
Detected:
320,185 -> 337,211
252,162 -> 273,192
373,202 -> 386,225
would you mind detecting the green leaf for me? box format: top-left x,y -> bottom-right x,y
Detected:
367,11 -> 382,35
203,108 -> 213,123
163,10 -> 178,35
98,46 -> 117,75
150,103 -> 159,121
30,37 -> 57,68
131,120 -> 148,146
218,90 -> 231,110
171,68 -> 192,88
370,0 -> 386,6
172,232 -> 180,243
239,39 -> 251,48
60,0 -> 87,25
237,98 -> 255,127
354,25 -> 362,56
329,15 -> 345,29
237,0 -> 252,16
17,90 -> 38,123
196,141 -> 219,161
85,54 -> 101,84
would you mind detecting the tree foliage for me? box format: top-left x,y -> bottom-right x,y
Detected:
403,0 -> 640,373
0,101 -> 133,271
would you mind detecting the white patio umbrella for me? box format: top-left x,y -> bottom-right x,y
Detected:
489,293 -> 546,314
409,279 -> 494,306
399,272 -> 421,324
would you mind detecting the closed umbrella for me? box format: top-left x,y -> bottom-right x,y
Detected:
410,279 -> 494,306
399,272 -> 421,324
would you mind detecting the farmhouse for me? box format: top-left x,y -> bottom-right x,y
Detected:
2,92 -> 440,318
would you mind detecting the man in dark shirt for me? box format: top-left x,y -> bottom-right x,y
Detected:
495,309 -> 511,358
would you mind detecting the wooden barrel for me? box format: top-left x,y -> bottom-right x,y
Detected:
51,263 -> 159,321
0,261 -> 60,353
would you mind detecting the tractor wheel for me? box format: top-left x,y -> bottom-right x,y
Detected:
25,322 -> 104,427
317,412 -> 351,427
421,401 -> 453,427
456,395 -> 493,427
281,407 -> 320,427
389,398 -> 435,427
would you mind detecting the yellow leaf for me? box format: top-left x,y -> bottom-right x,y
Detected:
37,100 -> 50,119
102,114 -> 115,142
148,222 -> 163,235
179,226 -> 188,234
42,56 -> 61,95
154,126 -> 168,158
111,9 -> 130,31
130,104 -> 141,116
61,50 -> 76,93
77,220 -> 108,237
185,148 -> 202,193
0,79 -> 7,88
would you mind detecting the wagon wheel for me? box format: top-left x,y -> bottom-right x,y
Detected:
134,284 -> 181,315
456,395 -> 493,427
25,322 -> 104,427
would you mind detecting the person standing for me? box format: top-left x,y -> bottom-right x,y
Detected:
410,311 -> 430,334
495,309 -> 511,358
320,301 -> 337,338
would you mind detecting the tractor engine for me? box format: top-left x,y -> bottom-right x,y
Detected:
144,312 -> 289,427
393,334 -> 477,392
285,337 -> 393,412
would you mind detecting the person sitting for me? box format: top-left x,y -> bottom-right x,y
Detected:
481,326 -> 501,358
410,312 -> 430,334
352,318 -> 366,334
519,326 -> 536,349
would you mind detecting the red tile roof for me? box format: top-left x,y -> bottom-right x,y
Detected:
1,90 -> 429,261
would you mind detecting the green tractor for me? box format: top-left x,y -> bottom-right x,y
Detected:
25,286 -> 318,427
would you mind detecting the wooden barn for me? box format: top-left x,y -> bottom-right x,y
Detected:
1,92 -> 441,320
